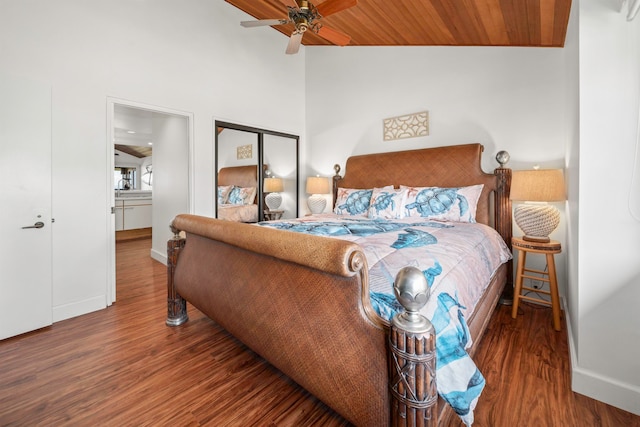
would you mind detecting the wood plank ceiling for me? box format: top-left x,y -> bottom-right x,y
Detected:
226,0 -> 572,48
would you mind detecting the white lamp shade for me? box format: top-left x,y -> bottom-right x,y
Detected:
510,169 -> 565,202
306,176 -> 330,195
264,177 -> 284,193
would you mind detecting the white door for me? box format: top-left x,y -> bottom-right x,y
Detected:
0,74 -> 52,340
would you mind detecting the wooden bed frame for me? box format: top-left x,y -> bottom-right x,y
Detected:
167,143 -> 512,426
217,164 -> 259,189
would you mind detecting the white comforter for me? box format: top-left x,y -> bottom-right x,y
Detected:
260,214 -> 512,425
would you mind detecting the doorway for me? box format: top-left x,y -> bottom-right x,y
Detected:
106,99 -> 193,304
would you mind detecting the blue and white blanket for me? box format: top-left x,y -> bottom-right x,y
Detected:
259,214 -> 511,425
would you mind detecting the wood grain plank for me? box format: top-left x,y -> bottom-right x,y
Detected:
225,0 -> 572,47
1,238 -> 637,426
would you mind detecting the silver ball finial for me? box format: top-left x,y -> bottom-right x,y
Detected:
392,266 -> 432,333
496,150 -> 510,167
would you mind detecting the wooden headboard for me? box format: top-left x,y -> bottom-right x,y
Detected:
334,143 -> 503,227
217,165 -> 259,189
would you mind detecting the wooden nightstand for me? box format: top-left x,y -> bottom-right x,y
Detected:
511,237 -> 562,331
263,210 -> 284,221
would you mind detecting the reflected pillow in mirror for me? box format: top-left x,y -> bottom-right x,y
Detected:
401,184 -> 483,222
217,185 -> 233,205
368,187 -> 408,219
228,186 -> 257,205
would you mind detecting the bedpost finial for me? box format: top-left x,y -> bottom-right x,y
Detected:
334,164 -> 341,175
496,150 -> 510,167
392,266 -> 432,333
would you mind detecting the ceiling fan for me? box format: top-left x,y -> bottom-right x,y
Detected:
240,0 -> 357,54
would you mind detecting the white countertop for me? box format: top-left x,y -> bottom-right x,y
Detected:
115,190 -> 152,201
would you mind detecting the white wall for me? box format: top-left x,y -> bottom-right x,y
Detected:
264,134 -> 299,219
0,0 -> 305,320
150,114 -> 189,263
564,0 -> 581,368
573,0 -> 640,414
305,44 -> 569,285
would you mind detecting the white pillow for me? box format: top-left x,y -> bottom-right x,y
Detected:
401,184 -> 483,223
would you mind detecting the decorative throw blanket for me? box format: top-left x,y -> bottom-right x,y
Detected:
260,214 -> 511,425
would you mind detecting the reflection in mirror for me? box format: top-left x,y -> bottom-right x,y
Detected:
216,127 -> 260,222
264,134 -> 297,220
215,121 -> 298,222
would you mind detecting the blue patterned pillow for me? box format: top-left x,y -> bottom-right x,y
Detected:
334,188 -> 374,216
227,186 -> 257,205
217,185 -> 233,205
368,187 -> 407,219
401,184 -> 483,222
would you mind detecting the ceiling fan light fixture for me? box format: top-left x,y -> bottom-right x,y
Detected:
241,0 -> 357,54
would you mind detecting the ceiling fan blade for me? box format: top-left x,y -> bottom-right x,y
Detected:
317,25 -> 351,46
315,0 -> 357,17
277,0 -> 299,9
285,31 -> 304,54
241,19 -> 288,28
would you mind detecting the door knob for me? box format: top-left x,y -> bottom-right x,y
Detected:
22,221 -> 45,229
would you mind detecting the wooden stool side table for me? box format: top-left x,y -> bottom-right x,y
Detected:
511,237 -> 562,331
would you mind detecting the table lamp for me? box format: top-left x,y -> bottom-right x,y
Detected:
263,177 -> 284,210
306,176 -> 330,214
510,168 -> 566,242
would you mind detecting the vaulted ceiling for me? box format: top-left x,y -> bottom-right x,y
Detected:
226,0 -> 572,48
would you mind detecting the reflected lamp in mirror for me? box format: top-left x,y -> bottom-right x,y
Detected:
306,176 -> 330,214
264,177 -> 284,210
510,168 -> 566,242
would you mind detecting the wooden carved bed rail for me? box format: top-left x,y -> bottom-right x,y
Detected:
165,144 -> 512,426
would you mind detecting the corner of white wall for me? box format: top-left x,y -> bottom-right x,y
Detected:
564,300 -> 640,416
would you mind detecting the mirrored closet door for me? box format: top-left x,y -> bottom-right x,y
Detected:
215,121 -> 299,222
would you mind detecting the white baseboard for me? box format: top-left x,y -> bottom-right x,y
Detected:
52,295 -> 106,323
565,300 -> 640,416
150,248 -> 167,265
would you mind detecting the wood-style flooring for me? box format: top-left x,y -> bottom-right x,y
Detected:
0,238 -> 638,426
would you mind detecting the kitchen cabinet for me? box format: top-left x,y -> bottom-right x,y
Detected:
122,198 -> 152,230
115,200 -> 124,231
115,197 -> 152,231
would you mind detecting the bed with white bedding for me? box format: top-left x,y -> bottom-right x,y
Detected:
166,143 -> 513,426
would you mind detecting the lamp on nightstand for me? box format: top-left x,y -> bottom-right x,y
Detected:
510,168 -> 566,242
263,177 -> 284,210
306,176 -> 330,214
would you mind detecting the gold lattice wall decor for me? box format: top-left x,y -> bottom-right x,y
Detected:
237,144 -> 252,160
383,111 -> 429,141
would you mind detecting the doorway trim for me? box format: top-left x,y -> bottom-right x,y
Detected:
106,97 -> 194,305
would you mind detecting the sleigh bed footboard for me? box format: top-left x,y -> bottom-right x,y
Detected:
165,215 -> 438,426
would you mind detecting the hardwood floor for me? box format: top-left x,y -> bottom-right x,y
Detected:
0,238 -> 638,426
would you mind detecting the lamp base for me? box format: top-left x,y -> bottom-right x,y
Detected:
514,203 -> 560,242
265,192 -> 282,211
308,194 -> 326,215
